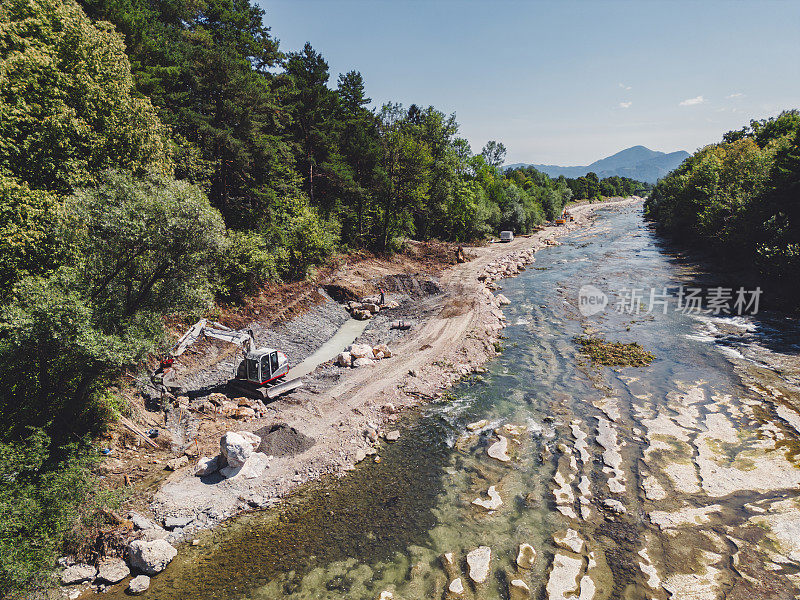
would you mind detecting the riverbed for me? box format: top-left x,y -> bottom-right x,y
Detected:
131,203 -> 800,600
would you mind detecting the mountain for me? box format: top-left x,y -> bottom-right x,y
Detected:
506,145 -> 690,184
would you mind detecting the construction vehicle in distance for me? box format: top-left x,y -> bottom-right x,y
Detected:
555,211 -> 567,225
151,319 -> 303,400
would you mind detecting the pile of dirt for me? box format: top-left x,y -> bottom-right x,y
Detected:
255,423 -> 315,458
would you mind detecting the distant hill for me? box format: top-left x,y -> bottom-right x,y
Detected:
506,145 -> 690,184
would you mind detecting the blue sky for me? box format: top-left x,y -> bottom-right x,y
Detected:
257,0 -> 800,165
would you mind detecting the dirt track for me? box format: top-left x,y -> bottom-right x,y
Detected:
149,198 -> 643,534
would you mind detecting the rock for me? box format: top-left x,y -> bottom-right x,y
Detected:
221,451 -> 269,479
128,511 -> 158,531
352,308 -> 372,320
138,527 -> 169,542
382,403 -> 398,414
348,343 -> 374,359
466,546 -> 492,584
363,302 -> 380,314
61,564 -> 97,585
365,427 -> 379,443
347,301 -> 363,311
164,515 -> 193,530
238,430 -> 262,446
516,543 -> 537,569
472,485 -> 503,510
448,577 -> 464,596
165,455 -> 189,471
509,579 -> 530,600
352,357 -> 375,368
233,406 -> 256,420
127,575 -> 150,594
496,294 -> 511,305
336,351 -> 352,367
467,419 -> 488,431
385,430 -> 400,442
220,431 -> 254,469
361,295 -> 380,305
487,436 -> 511,462
219,400 -> 239,416
384,300 -> 400,309
96,558 -> 129,584
127,539 -> 178,575
195,454 -> 225,476
604,499 -> 627,514
373,343 -> 392,358
208,392 -> 227,407
441,552 -> 458,580
553,529 -> 584,553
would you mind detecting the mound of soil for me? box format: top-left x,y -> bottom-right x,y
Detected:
256,423 -> 315,458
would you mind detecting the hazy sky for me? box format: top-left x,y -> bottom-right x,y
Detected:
257,0 -> 800,165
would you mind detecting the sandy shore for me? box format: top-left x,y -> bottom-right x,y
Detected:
149,197 -> 643,536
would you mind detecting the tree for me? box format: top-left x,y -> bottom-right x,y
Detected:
0,0 -> 172,194
0,171 -> 225,440
481,140 -> 507,168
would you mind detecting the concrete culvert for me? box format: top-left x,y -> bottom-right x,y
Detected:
255,423 -> 315,458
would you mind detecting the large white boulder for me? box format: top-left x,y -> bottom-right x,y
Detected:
373,343 -> 392,358
128,575 -> 150,594
336,351 -> 352,367
487,436 -> 511,462
96,558 -> 130,584
466,546 -> 492,584
221,451 -> 269,479
61,564 -> 97,585
127,539 -> 177,575
195,454 -> 226,476
472,485 -> 503,510
220,431 -> 257,468
348,343 -> 374,359
352,357 -> 374,368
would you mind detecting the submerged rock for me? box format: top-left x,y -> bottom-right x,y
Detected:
128,575 -> 150,594
546,553 -> 582,600
487,436 -> 511,462
447,577 -> 464,597
509,579 -> 531,600
472,485 -> 503,510
467,419 -> 488,431
553,529 -> 584,553
467,546 -> 492,584
516,543 -> 537,569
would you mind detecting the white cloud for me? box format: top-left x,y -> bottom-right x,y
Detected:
619,101 -> 632,109
726,92 -> 744,99
618,83 -> 632,90
679,95 -> 705,106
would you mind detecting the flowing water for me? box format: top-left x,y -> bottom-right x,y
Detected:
135,204 -> 800,600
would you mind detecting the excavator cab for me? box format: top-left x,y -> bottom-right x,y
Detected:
239,348 -> 288,385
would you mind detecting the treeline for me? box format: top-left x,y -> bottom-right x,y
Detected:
505,166 -> 652,209
645,110 -> 800,295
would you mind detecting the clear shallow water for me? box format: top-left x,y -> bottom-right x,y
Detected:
129,205 -> 800,600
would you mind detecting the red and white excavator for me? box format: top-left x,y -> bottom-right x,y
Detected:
151,319 -> 303,400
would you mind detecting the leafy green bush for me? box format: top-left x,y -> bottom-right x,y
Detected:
0,430 -> 96,598
218,230 -> 279,302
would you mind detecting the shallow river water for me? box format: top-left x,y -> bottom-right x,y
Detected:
136,204 -> 800,600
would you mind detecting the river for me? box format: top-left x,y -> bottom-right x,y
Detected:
134,203 -> 800,600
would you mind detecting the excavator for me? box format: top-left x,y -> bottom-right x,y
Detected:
151,319 -> 303,400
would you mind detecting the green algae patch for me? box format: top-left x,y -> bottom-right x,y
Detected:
575,336 -> 655,367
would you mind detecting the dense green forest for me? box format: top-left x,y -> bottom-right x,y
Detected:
0,0 -> 650,594
645,110 -> 800,295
